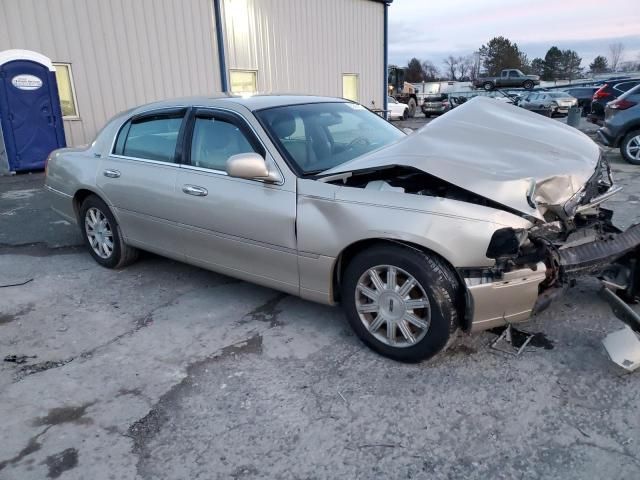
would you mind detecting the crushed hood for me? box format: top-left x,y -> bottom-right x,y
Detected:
323,96 -> 601,220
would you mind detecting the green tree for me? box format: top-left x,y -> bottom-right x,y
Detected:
405,58 -> 424,82
589,55 -> 608,74
543,46 -> 563,80
478,36 -> 526,76
530,57 -> 546,77
559,49 -> 583,81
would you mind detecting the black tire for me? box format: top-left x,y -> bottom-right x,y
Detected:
523,80 -> 534,90
621,130 -> 640,165
483,81 -> 494,91
79,195 -> 139,269
402,109 -> 408,121
341,244 -> 460,363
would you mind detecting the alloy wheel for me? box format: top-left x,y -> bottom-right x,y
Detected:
355,265 -> 431,348
85,207 -> 114,259
626,135 -> 640,162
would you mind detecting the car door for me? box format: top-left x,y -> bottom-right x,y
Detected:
175,108 -> 298,293
96,108 -> 187,257
507,70 -> 520,87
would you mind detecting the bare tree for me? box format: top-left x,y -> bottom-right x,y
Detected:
456,56 -> 473,80
442,55 -> 459,80
470,51 -> 482,81
608,42 -> 625,72
421,60 -> 440,81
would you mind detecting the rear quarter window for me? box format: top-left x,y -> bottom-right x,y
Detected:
113,111 -> 185,162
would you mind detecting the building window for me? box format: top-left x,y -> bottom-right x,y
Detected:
342,74 -> 359,102
53,63 -> 79,118
229,70 -> 257,95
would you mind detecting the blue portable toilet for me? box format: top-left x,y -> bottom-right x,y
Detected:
0,50 -> 66,173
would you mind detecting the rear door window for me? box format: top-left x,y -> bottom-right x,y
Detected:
615,81 -> 640,93
113,110 -> 186,162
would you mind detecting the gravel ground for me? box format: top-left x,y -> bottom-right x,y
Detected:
0,117 -> 639,480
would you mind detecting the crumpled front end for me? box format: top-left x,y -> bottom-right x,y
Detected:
470,154 -> 640,330
531,152 -> 620,221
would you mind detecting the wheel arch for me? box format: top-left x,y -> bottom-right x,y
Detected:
72,188 -> 118,223
331,238 -> 471,330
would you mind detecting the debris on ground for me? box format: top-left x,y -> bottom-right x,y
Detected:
3,354 -> 37,364
489,325 -> 554,356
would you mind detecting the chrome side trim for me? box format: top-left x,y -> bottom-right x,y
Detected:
108,154 -> 182,167
178,221 -> 298,256
44,185 -> 72,198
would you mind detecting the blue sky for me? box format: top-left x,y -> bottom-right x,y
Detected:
388,0 -> 640,68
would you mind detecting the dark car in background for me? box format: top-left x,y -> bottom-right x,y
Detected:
589,79 -> 640,125
597,84 -> 640,165
421,93 -> 458,117
563,86 -> 598,115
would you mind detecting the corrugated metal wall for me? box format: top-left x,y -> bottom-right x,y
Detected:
0,0 -> 384,146
221,0 -> 384,109
0,0 -> 221,146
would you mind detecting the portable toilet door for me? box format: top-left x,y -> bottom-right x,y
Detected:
0,49 -> 66,172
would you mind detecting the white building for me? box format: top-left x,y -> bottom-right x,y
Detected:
0,0 -> 390,149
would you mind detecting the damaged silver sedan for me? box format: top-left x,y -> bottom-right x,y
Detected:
45,95 -> 640,363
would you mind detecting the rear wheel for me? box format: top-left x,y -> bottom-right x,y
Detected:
621,130 -> 640,165
79,195 -> 139,269
483,81 -> 494,91
523,80 -> 534,90
341,245 -> 460,363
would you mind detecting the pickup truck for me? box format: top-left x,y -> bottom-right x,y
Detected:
473,69 -> 540,91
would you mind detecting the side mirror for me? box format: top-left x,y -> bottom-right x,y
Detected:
226,153 -> 281,183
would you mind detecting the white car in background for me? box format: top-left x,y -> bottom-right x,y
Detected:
387,96 -> 409,120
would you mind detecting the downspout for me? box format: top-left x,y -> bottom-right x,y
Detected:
383,1 -> 389,119
213,0 -> 229,92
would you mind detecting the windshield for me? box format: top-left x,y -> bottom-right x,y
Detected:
549,92 -> 570,98
255,102 -> 405,175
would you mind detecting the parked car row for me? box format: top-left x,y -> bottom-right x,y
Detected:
518,91 -> 578,116
589,79 -> 640,125
597,83 -> 640,165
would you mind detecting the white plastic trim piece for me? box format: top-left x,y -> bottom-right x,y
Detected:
0,49 -> 55,71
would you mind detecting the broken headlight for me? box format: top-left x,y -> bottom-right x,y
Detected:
486,227 -> 528,259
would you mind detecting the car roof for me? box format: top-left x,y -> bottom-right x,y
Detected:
125,94 -> 349,115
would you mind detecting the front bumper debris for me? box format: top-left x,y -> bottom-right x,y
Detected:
558,223 -> 640,277
600,287 -> 640,372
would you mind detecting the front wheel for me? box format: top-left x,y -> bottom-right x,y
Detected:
483,81 -> 494,91
402,109 -> 408,121
523,80 -> 534,90
341,245 -> 460,362
621,130 -> 640,165
79,195 -> 139,268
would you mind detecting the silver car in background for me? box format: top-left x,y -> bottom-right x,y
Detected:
519,91 -> 578,116
45,95 -> 638,362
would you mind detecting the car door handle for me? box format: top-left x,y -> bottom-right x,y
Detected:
182,185 -> 208,196
103,169 -> 121,178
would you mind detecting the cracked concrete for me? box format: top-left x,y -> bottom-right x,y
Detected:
1,133 -> 640,479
